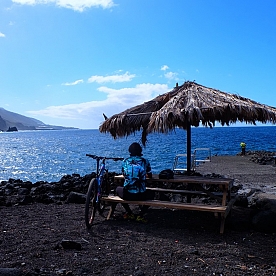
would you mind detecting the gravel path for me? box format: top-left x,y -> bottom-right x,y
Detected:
196,155 -> 276,194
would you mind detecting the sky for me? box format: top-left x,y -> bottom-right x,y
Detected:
0,0 -> 276,129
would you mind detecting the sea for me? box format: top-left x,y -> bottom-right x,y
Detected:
0,126 -> 275,183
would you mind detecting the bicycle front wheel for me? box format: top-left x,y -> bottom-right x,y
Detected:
85,178 -> 98,229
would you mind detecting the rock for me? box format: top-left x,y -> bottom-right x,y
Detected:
18,195 -> 33,205
250,192 -> 276,232
61,181 -> 72,189
247,150 -> 276,166
6,126 -> 18,132
60,239 -> 82,250
0,268 -> 22,276
0,173 -> 95,206
4,188 -> 13,196
17,188 -> 30,195
171,194 -> 182,203
133,270 -> 145,276
252,192 -> 276,211
66,191 -> 86,204
252,210 -> 276,232
20,181 -> 33,189
0,196 -> 6,206
234,195 -> 248,207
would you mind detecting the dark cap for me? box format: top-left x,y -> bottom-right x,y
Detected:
128,142 -> 143,156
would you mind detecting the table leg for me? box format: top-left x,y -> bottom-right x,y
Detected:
220,215 -> 226,234
107,203 -> 117,220
221,188 -> 227,206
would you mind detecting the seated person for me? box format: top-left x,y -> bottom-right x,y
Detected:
116,142 -> 154,222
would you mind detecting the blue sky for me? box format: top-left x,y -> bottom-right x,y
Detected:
0,0 -> 276,129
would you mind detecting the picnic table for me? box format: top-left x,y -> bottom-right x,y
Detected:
102,174 -> 236,234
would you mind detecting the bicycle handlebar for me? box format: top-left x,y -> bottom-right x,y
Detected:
86,154 -> 124,161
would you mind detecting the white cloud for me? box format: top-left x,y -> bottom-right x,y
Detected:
88,71 -> 136,83
0,32 -> 6,38
161,65 -> 169,71
164,71 -> 178,81
12,0 -> 115,12
27,83 -> 169,129
62,79 -> 84,86
98,83 -> 168,104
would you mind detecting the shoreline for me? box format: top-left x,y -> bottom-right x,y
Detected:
1,151 -> 276,208
1,150 -> 276,189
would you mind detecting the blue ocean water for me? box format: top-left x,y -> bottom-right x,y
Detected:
0,126 -> 275,183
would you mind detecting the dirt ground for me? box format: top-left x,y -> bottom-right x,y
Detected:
1,203 -> 276,276
1,155 -> 276,276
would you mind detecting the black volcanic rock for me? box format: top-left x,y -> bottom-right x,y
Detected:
7,126 -> 18,132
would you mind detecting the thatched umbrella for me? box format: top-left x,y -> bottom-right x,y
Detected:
100,81 -> 276,173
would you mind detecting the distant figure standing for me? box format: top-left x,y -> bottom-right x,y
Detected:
240,142 -> 246,155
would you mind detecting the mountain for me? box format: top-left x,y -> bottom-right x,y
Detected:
0,107 -> 77,131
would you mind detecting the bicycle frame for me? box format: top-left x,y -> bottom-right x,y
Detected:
95,157 -> 107,204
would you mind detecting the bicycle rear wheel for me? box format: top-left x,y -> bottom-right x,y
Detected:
85,178 -> 98,229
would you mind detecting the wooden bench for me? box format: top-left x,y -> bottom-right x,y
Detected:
101,195 -> 237,234
110,174 -> 236,233
114,174 -> 234,205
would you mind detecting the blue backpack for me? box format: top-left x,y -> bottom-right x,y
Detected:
123,157 -> 146,192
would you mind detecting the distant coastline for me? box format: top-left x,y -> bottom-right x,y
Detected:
0,107 -> 77,132
1,124 -> 78,132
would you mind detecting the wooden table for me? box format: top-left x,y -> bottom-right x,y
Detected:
102,174 -> 236,234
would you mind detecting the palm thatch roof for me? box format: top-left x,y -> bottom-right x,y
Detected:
99,81 -> 276,145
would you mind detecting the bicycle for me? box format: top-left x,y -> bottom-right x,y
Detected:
85,154 -> 124,229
